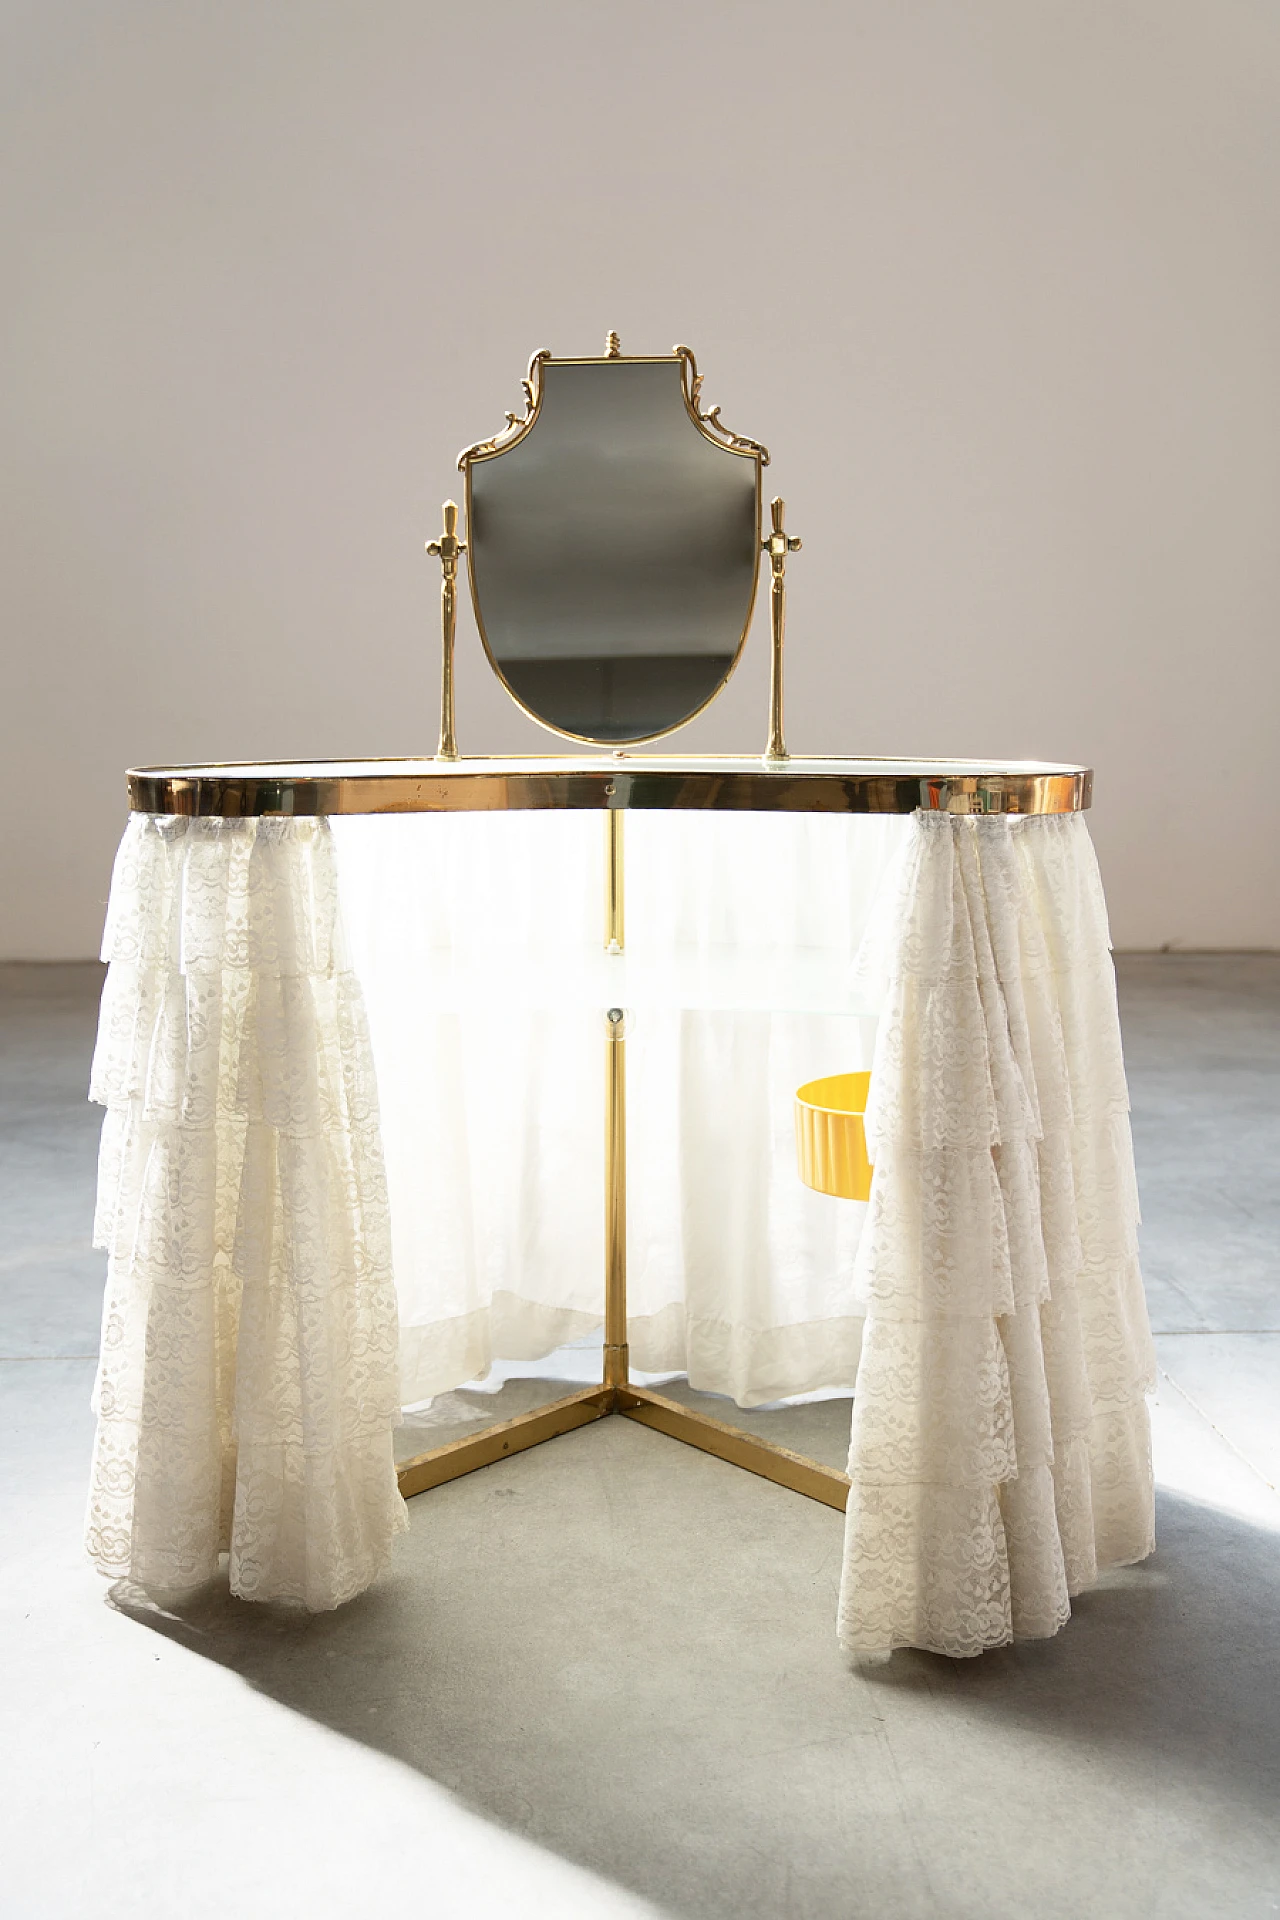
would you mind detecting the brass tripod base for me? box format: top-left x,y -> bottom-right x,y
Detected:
396,1383 -> 851,1512
393,819 -> 852,1520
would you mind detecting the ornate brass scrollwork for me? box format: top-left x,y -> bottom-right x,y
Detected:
456,348 -> 552,469
674,344 -> 771,465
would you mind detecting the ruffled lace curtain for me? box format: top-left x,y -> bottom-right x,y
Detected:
838,812 -> 1155,1656
87,815 -> 406,1610
85,805 -> 1153,1647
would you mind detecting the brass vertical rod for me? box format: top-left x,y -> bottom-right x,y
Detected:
767,582 -> 786,763
603,805 -> 628,1388
763,495 -> 801,764
603,1006 -> 629,1390
604,809 -> 625,952
427,500 -> 464,761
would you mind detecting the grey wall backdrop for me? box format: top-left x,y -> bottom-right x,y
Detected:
3,0 -> 1278,956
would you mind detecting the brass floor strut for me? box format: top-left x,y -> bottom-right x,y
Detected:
394,1386 -> 850,1509
396,1387 -> 612,1499
615,1386 -> 850,1510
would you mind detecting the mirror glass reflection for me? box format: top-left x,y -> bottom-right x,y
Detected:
467,359 -> 760,744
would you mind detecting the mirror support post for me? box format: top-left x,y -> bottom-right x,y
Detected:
763,496 -> 802,763
427,500 -> 466,761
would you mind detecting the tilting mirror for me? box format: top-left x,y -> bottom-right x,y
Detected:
431,337 -> 797,754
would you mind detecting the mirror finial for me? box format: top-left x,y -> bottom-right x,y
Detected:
605,330 -> 621,358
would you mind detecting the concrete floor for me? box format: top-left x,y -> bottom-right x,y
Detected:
2,956 -> 1278,1920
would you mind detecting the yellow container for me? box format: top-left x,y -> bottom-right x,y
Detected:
794,1072 -> 874,1201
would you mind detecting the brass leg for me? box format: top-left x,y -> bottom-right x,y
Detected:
397,1386 -> 612,1498
603,1006 -> 629,1391
602,808 -> 629,1391
605,809 -> 625,952
616,1385 -> 850,1511
396,1378 -> 850,1508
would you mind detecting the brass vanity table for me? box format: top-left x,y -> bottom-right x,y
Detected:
127,338 -> 1091,1522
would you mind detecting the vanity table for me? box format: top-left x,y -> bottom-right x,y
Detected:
86,342 -> 1154,1656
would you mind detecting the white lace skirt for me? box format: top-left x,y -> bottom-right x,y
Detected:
85,805 -> 1155,1648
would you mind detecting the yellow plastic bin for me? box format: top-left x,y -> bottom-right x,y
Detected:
794,1072 -> 874,1201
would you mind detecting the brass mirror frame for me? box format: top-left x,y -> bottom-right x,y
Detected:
454,343 -> 770,750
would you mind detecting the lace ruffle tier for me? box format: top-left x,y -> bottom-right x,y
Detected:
87,814 -> 407,1610
838,812 -> 1155,1658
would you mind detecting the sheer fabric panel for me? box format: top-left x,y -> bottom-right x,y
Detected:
838,812 -> 1155,1658
332,811 -> 912,1408
87,814 -> 407,1610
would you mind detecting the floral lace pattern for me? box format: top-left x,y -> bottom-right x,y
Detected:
87,815 -> 407,1610
838,812 -> 1155,1658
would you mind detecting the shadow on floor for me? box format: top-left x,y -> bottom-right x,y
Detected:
105,1444 -> 1280,1920
854,1490 -> 1280,1773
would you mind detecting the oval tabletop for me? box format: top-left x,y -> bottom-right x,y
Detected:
127,755 -> 1091,819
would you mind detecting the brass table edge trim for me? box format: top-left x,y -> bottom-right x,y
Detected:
126,760 -> 1091,819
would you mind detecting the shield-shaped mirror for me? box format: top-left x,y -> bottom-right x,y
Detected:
461,346 -> 765,745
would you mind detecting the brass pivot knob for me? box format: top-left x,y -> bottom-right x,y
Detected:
427,499 -> 466,577
764,495 -> 802,571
